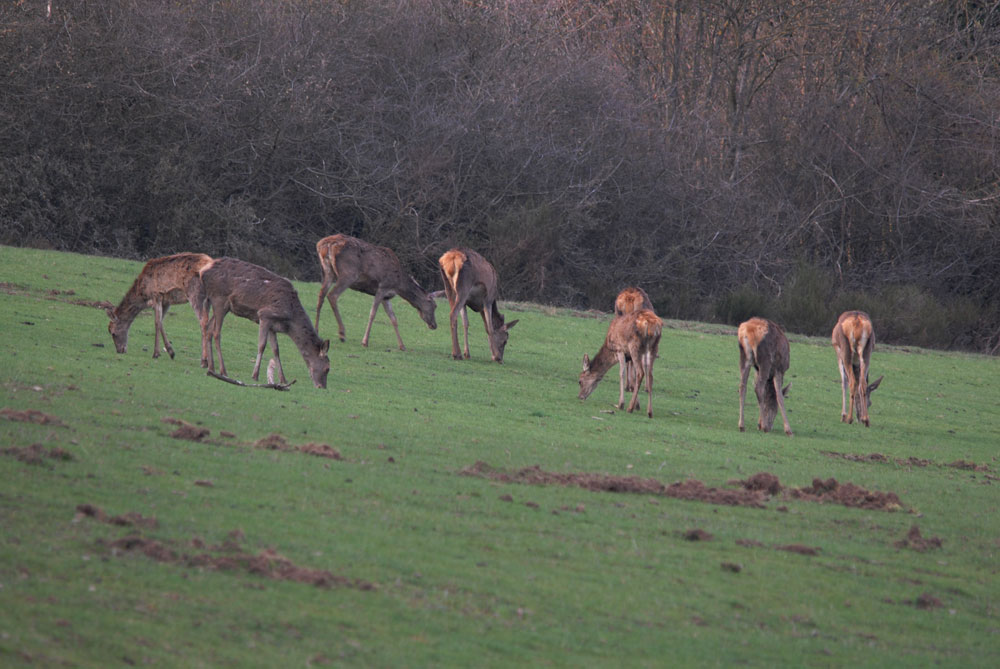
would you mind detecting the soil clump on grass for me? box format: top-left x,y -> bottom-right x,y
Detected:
1,408 -> 66,427
162,417 -> 210,441
255,433 -> 343,459
2,443 -> 74,465
787,478 -> 902,511
78,504 -> 372,590
462,462 -> 905,512
822,450 -> 990,472
893,525 -> 944,552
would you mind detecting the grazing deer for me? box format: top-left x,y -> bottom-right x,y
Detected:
831,310 -> 883,426
614,286 -> 655,391
314,234 -> 437,351
198,258 -> 330,389
737,317 -> 792,436
578,309 -> 663,418
107,253 -> 213,362
438,248 -> 518,363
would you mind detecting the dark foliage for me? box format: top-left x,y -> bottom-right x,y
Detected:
2,0 -> 999,351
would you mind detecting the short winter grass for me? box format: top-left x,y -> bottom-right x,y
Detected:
1,245 -> 998,667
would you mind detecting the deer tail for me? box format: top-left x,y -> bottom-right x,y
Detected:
439,250 -> 466,295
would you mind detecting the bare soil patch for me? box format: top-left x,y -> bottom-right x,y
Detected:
463,462 -> 905,512
77,504 -> 373,590
893,525 -> 943,552
460,461 -> 770,508
74,503 -> 159,529
162,417 -> 210,441
1,408 -> 66,427
255,433 -> 343,460
776,544 -> 821,556
683,529 -> 713,541
788,478 -> 902,511
823,450 -> 990,472
2,443 -> 74,465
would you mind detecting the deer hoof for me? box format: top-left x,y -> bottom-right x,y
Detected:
739,425 -> 745,432
785,430 -> 794,437
168,350 -> 175,360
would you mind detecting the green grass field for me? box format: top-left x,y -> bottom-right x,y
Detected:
1,245 -> 998,667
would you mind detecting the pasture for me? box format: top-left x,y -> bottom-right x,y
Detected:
1,245 -> 998,666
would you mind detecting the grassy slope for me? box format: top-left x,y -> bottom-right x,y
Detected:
1,245 -> 998,667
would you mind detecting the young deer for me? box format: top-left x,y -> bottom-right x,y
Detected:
831,310 -> 883,426
438,248 -> 518,363
314,234 -> 437,350
737,317 -> 792,436
578,309 -> 662,418
198,258 -> 330,389
107,253 -> 213,362
613,286 -> 655,391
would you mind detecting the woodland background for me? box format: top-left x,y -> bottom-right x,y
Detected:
3,0 -> 1000,352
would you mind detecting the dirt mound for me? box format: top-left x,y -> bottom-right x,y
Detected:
74,504 -> 159,529
255,433 -> 343,459
460,462 -> 770,508
162,417 -> 209,441
823,451 -> 989,472
1,408 -> 66,427
2,443 -> 74,465
776,544 -> 821,556
87,505 -> 372,590
737,472 -> 782,495
683,528 -> 713,541
789,478 -> 902,511
893,525 -> 943,552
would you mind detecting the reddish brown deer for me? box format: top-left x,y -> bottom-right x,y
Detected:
107,253 -> 213,362
438,248 -> 518,363
314,234 -> 437,350
578,309 -> 663,418
737,317 -> 792,436
831,310 -> 883,426
613,286 -> 655,391
198,258 -> 330,389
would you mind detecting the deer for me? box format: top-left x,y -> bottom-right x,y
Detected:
614,286 -> 655,392
578,309 -> 663,418
438,248 -> 518,363
107,253 -> 214,363
737,317 -> 793,436
197,258 -> 330,389
314,234 -> 437,351
831,310 -> 883,426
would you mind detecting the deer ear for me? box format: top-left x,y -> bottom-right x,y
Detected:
582,354 -> 591,372
504,319 -> 519,331
320,339 -> 331,356
868,375 -> 883,393
106,307 -> 117,320
781,382 -> 791,397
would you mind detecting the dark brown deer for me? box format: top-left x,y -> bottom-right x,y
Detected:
614,286 -> 655,391
831,310 -> 883,426
198,258 -> 330,389
438,248 -> 518,363
737,317 -> 792,436
107,253 -> 213,362
314,234 -> 437,350
578,309 -> 663,418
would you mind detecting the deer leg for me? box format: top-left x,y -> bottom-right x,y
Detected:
773,374 -> 793,437
257,329 -> 286,384
857,353 -> 870,427
845,361 -> 858,425
252,320 -> 271,381
325,282 -> 351,344
447,299 -> 464,360
626,353 -> 644,415
479,309 -> 496,361
211,309 -> 228,377
314,266 -> 335,332
161,303 -> 176,359
461,307 -> 471,359
360,294 -> 382,348
838,357 -> 849,422
616,351 -> 627,410
380,299 -> 406,351
151,300 -> 165,358
738,351 -> 752,432
188,284 -> 211,368
644,352 -> 654,419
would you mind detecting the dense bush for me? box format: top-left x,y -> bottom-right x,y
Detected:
2,0 -> 999,352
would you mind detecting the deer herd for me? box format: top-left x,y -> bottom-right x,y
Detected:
107,237 -> 882,431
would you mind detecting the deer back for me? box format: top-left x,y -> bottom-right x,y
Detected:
439,248 -> 499,312
832,310 -> 874,367
201,258 -> 302,322
614,287 -> 654,317
738,317 -> 788,374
